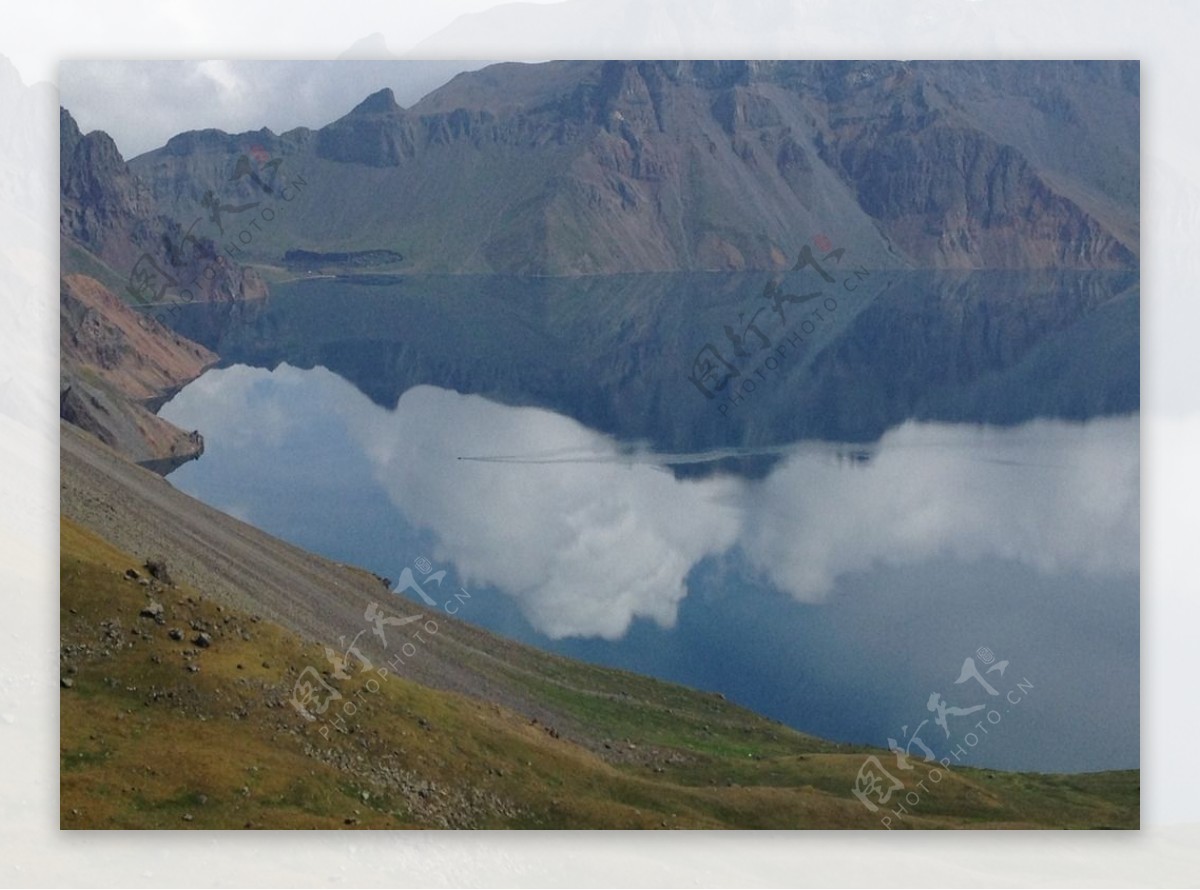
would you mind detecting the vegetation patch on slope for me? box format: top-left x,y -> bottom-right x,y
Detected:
61,518 -> 1138,829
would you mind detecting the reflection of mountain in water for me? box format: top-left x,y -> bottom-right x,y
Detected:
165,268 -> 1138,470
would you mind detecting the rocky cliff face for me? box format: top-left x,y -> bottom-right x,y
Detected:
60,273 -> 217,471
125,60 -> 1138,276
813,64 -> 1137,269
60,273 -> 216,403
60,108 -> 266,469
60,107 -> 266,303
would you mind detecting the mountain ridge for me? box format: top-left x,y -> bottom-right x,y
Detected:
116,59 -> 1138,276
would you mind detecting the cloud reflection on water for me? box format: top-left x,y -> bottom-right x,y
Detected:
164,363 -> 1138,641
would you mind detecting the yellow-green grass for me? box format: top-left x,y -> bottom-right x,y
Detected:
60,518 -> 1138,829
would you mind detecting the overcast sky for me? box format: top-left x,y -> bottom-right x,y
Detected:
59,58 -> 491,159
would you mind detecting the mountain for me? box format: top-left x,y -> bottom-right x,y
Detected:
59,107 -> 266,469
125,60 -> 1138,275
61,61 -> 1139,466
60,107 -> 267,302
60,273 -> 216,469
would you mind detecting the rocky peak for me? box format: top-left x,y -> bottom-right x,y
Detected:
60,107 -> 83,182
316,88 -> 414,166
349,87 -> 402,116
60,108 -> 156,253
60,105 -> 267,300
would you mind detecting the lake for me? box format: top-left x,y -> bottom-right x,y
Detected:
158,270 -> 1139,772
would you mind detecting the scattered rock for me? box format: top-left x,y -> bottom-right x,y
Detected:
123,569 -> 140,580
185,664 -> 199,673
139,601 -> 164,621
168,628 -> 183,641
182,813 -> 193,822
193,632 -> 212,649
144,558 -> 174,587
60,677 -> 74,689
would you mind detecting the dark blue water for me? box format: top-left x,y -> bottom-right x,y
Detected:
161,365 -> 1138,772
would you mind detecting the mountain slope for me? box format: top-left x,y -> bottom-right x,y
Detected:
60,430 -> 1138,829
60,273 -> 217,470
124,60 -> 1138,275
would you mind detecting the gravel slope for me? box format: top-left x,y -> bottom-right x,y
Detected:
59,420 -> 591,732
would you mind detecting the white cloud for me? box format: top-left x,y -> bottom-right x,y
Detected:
58,60 -> 491,158
337,381 -> 1138,637
193,60 -> 246,100
164,365 -> 1139,641
344,384 -> 744,639
736,417 -> 1139,602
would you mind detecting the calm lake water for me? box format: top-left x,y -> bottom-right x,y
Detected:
159,271 -> 1139,772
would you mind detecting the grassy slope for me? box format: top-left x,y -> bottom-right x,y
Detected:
61,518 -> 1138,829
